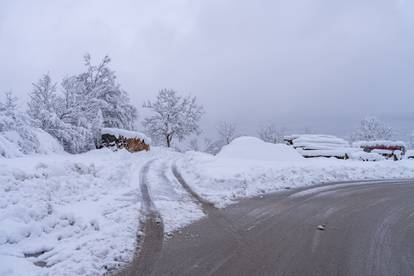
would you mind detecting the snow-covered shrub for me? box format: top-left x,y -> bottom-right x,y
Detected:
0,92 -> 63,158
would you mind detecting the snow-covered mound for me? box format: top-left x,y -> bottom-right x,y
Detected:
101,128 -> 151,143
33,129 -> 64,154
0,128 -> 63,158
217,136 -> 304,162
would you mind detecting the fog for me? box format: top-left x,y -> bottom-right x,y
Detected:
1,0 -> 413,138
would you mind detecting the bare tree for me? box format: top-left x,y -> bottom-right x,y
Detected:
142,89 -> 204,147
351,117 -> 392,141
258,124 -> 285,144
217,121 -> 237,145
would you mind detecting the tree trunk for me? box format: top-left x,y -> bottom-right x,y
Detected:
166,135 -> 171,147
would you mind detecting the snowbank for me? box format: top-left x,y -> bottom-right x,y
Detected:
177,151 -> 414,207
217,136 -> 303,162
0,149 -> 146,275
101,128 -> 151,143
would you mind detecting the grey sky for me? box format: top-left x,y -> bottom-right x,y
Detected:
1,0 -> 413,138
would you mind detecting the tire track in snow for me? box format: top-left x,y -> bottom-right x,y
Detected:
118,160 -> 164,276
171,161 -> 261,270
171,162 -> 215,212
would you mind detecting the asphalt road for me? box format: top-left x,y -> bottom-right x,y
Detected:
140,179 -> 414,276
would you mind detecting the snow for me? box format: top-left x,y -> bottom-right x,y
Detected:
0,147 -> 201,276
217,136 -> 303,162
101,128 -> 150,143
33,129 -> 64,155
292,134 -> 350,150
406,150 -> 414,159
0,128 -> 63,158
353,140 -> 406,148
348,151 -> 385,161
295,148 -> 357,158
288,134 -> 353,158
176,140 -> 414,207
2,134 -> 414,275
145,156 -> 204,233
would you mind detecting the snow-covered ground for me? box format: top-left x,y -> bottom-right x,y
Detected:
2,136 -> 414,275
177,137 -> 414,207
0,148 -> 203,276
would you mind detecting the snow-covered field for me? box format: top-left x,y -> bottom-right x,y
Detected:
177,137 -> 414,207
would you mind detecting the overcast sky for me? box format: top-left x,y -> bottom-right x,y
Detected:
1,0 -> 413,138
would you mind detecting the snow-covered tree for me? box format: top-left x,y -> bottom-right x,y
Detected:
27,74 -> 59,129
27,74 -> 95,153
142,89 -> 204,147
26,55 -> 137,153
0,92 -> 40,156
68,54 -> 137,130
258,124 -> 285,144
351,117 -> 392,141
217,121 -> 237,145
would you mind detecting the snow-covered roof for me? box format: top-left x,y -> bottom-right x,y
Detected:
101,128 -> 151,143
352,140 -> 406,149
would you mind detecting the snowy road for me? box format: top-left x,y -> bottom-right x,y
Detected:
135,179 -> 414,276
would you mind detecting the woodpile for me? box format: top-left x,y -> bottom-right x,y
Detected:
98,128 -> 151,153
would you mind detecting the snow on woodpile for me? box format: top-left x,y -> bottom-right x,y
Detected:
288,134 -> 352,159
217,136 -> 304,162
352,140 -> 406,149
101,128 -> 151,143
292,135 -> 350,150
100,128 -> 151,152
352,140 -> 406,160
348,151 -> 385,161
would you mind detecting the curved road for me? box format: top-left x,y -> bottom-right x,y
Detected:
124,179 -> 414,276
